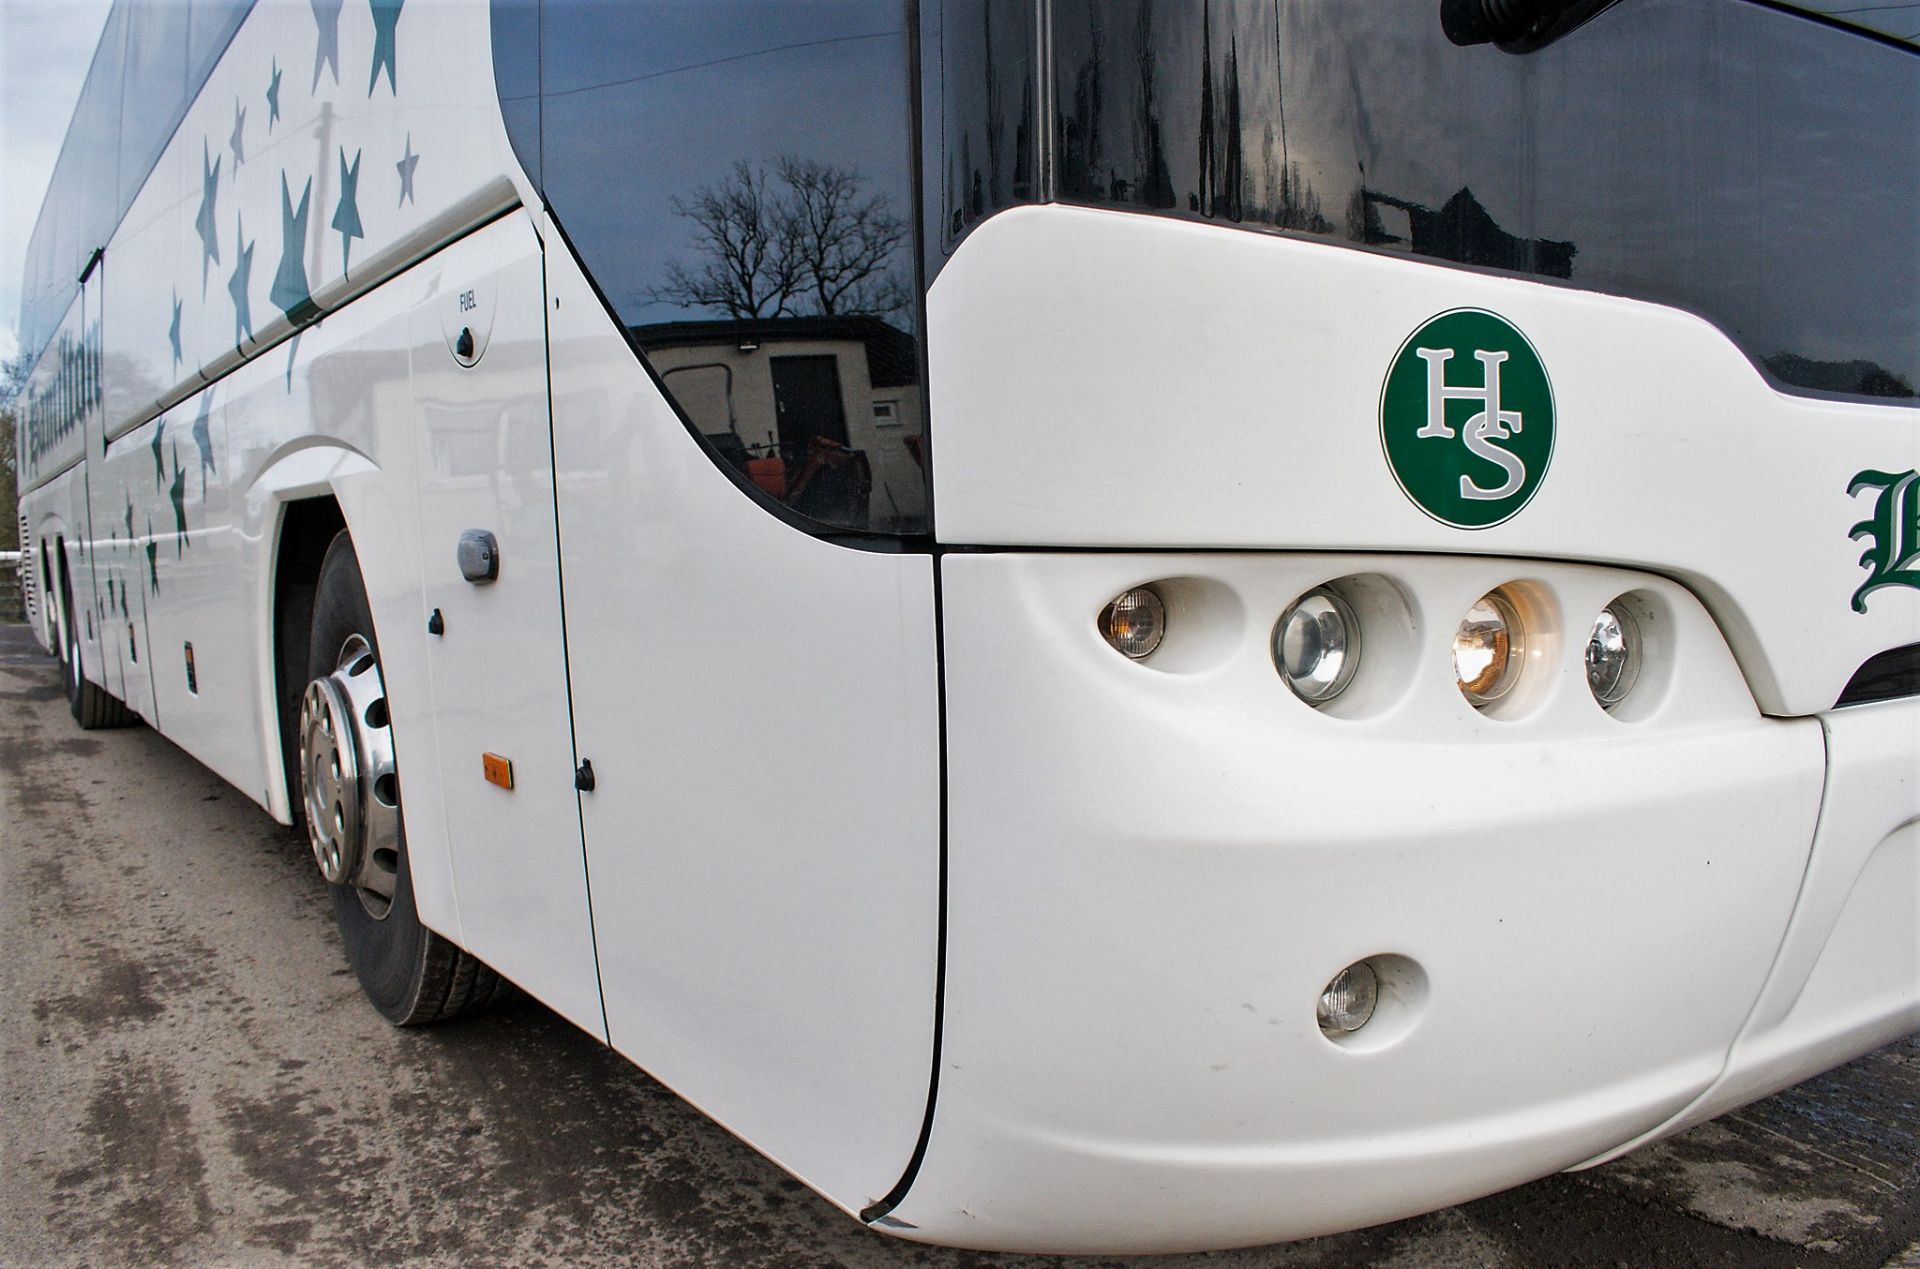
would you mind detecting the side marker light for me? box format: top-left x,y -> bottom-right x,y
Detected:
1099,587 -> 1167,660
482,752 -> 515,790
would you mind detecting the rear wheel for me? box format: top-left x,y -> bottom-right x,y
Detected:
300,531 -> 507,1024
60,569 -> 135,730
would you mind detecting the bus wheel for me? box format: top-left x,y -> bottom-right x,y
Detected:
301,531 -> 507,1025
60,587 -> 134,730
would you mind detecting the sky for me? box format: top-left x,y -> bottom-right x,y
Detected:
0,0 -> 113,369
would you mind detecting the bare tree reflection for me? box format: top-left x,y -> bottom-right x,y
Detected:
643,157 -> 924,532
651,157 -> 909,320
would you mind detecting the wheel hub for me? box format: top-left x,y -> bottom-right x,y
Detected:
298,634 -> 400,915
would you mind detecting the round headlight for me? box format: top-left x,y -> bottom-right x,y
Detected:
1585,602 -> 1640,708
1099,587 -> 1166,660
1454,591 -> 1522,706
1317,961 -> 1379,1036
1275,588 -> 1360,703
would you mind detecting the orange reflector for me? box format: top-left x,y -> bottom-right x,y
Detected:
482,753 -> 514,789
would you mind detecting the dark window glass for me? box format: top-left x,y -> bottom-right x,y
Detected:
67,7 -> 127,289
924,0 -> 1037,269
1051,0 -> 1919,402
1772,0 -> 1919,49
186,0 -> 254,87
18,0 -> 257,367
925,0 -> 1918,405
490,0 -> 540,186
119,2 -> 191,208
527,0 -> 929,536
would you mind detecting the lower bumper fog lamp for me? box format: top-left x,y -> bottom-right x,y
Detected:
1317,961 -> 1379,1036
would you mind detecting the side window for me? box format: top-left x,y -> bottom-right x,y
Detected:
528,1 -> 929,536
118,3 -> 190,209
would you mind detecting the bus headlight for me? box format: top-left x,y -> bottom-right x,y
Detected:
1454,590 -> 1522,706
1585,602 -> 1641,708
1274,588 -> 1360,704
1098,587 -> 1166,659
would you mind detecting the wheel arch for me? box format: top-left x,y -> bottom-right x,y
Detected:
269,495 -> 347,825
51,532 -> 73,655
248,439 -> 378,823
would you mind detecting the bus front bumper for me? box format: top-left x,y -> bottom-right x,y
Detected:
878,551 -> 1913,1253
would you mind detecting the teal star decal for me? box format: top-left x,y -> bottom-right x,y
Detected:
332,147 -> 364,272
123,495 -> 134,542
312,0 -> 342,90
267,58 -> 282,129
168,289 -> 183,369
369,0 -> 403,96
230,99 -> 247,168
191,390 -> 217,491
229,212 -> 255,345
146,521 -> 160,594
396,133 -> 418,206
195,141 -> 222,296
271,174 -> 318,326
169,445 -> 189,555
150,417 -> 167,487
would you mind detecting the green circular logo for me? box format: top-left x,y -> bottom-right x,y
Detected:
1380,308 -> 1554,529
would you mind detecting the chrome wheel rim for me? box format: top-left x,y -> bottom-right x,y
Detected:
298,633 -> 400,918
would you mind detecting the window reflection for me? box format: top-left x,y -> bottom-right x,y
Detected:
637,317 -> 926,532
19,0 -> 253,364
510,0 -> 929,536
923,0 -> 1918,405
927,0 -> 1037,254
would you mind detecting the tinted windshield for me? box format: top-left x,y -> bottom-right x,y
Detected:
923,0 -> 1919,405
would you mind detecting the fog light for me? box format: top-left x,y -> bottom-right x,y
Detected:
1454,591 -> 1522,706
1585,602 -> 1640,708
1275,589 -> 1360,703
1317,961 -> 1379,1035
1099,587 -> 1166,659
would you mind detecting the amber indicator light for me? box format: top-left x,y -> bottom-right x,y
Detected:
482,752 -> 515,790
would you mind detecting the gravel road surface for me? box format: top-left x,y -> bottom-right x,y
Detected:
2,622 -> 1915,1267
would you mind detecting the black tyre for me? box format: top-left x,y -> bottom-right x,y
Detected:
60,574 -> 136,730
302,531 -> 507,1024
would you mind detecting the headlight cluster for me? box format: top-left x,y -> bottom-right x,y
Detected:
1450,587 -> 1648,712
1098,581 -> 1651,714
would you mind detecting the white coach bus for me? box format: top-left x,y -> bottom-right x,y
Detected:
12,0 -> 1918,1251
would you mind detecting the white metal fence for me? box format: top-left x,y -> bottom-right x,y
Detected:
0,549 -> 23,623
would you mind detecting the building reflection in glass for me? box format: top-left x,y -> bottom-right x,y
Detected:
499,0 -> 930,536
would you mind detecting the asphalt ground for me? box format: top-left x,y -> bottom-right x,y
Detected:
1,620 -> 1915,1268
